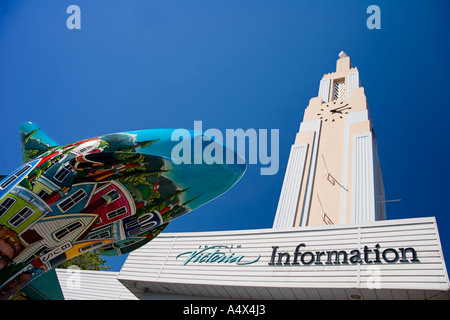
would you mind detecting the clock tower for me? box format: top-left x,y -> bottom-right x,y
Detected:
273,52 -> 386,228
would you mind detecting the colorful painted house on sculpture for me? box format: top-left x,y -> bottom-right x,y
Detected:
85,181 -> 136,229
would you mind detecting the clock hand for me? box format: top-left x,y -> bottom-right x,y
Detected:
330,104 -> 349,112
330,105 -> 351,114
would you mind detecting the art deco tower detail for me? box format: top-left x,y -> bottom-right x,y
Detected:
273,52 -> 385,228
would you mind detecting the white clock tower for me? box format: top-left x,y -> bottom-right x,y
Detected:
274,52 -> 386,228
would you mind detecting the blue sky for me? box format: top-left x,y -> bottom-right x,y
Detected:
1,0 -> 449,272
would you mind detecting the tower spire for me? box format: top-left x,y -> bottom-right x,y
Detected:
336,51 -> 351,71
273,54 -> 385,228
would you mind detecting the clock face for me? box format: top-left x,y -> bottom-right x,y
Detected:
317,101 -> 352,122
